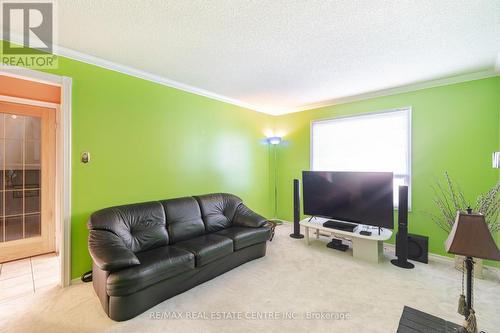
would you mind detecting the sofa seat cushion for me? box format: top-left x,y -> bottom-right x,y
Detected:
174,234 -> 233,267
107,246 -> 194,296
214,227 -> 270,251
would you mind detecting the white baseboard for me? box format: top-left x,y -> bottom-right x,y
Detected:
382,243 -> 453,264
381,243 -> 500,275
269,218 -> 290,224
70,277 -> 83,285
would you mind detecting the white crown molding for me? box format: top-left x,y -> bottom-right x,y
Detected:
57,46 -> 265,113
278,68 -> 500,116
1,33 -> 264,113
2,35 -> 498,116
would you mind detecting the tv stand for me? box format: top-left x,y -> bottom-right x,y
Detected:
300,217 -> 393,263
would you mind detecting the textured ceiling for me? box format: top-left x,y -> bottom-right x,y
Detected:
53,1 -> 500,114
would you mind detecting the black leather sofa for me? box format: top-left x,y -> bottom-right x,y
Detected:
87,193 -> 270,321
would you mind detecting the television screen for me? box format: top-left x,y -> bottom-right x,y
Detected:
302,171 -> 394,229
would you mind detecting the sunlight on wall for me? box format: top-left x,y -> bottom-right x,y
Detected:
213,134 -> 251,190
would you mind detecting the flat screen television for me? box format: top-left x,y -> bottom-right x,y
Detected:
302,171 -> 394,229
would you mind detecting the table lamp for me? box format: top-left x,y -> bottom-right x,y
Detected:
445,211 -> 500,333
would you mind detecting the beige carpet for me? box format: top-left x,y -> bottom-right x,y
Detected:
1,224 -> 499,333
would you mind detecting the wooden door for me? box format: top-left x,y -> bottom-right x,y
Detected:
0,101 -> 56,262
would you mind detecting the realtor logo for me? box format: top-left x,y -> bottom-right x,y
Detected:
1,0 -> 57,68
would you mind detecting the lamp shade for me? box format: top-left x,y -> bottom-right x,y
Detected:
445,212 -> 500,261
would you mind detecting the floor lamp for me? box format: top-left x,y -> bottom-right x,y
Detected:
445,212 -> 500,333
267,136 -> 282,224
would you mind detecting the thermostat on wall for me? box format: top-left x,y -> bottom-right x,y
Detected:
81,152 -> 90,163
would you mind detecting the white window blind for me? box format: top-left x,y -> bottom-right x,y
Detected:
311,108 -> 411,207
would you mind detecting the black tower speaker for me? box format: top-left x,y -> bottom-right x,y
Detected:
391,185 -> 414,269
290,179 -> 304,239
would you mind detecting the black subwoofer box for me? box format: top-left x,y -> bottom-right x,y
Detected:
406,234 -> 429,264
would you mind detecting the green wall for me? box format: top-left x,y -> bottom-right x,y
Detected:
273,77 -> 500,267
41,57 -> 274,279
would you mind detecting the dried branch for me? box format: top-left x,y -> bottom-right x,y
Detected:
474,182 -> 500,233
430,172 -> 500,234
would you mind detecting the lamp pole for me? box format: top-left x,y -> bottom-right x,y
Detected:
464,256 -> 473,318
267,136 -> 282,224
273,143 -> 278,219
463,208 -> 473,319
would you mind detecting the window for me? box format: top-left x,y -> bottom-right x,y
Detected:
311,108 -> 411,208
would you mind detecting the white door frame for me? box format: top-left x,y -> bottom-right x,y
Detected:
0,65 -> 72,287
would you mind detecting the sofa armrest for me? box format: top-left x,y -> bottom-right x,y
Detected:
233,204 -> 267,228
88,230 -> 140,272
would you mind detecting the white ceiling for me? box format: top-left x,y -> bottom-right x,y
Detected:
48,1 -> 500,114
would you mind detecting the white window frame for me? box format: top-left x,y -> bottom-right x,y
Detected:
309,107 -> 412,210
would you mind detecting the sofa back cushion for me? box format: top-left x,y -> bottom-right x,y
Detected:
160,197 -> 205,244
88,201 -> 168,253
195,193 -> 242,232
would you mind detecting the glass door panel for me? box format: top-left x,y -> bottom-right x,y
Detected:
1,113 -> 42,243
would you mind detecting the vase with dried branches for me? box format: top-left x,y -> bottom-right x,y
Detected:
429,172 -> 500,278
